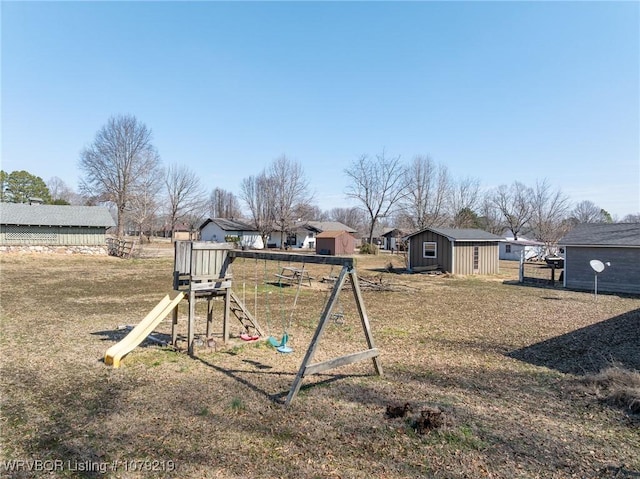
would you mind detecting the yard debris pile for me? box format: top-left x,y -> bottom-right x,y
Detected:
412,407 -> 445,434
322,274 -> 411,292
384,402 -> 447,434
385,402 -> 412,418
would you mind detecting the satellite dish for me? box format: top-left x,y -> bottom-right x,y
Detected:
590,260 -> 605,273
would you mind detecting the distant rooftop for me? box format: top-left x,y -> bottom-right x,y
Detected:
302,221 -> 357,233
199,218 -> 256,232
0,203 -> 115,228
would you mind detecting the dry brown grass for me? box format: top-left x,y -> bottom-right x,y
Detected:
578,367 -> 640,414
1,251 -> 639,478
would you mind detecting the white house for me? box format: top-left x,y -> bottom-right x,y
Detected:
199,218 -> 264,249
500,236 -> 545,261
268,221 -> 357,249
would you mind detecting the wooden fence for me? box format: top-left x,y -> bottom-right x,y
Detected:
521,261 -> 563,286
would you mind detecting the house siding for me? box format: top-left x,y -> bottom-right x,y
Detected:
565,246 -> 640,295
499,243 -> 524,261
0,225 -> 107,246
200,223 -> 263,249
408,230 -> 453,272
454,242 -> 499,275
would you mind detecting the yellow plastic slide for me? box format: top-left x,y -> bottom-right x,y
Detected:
105,292 -> 185,368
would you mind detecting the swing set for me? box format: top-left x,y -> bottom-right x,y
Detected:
170,241 -> 383,406
237,257 -> 300,353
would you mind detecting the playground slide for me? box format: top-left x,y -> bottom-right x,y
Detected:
104,292 -> 185,368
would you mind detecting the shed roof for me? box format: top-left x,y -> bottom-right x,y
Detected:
559,223 -> 640,247
303,221 -> 357,234
406,227 -> 503,242
382,227 -> 408,238
316,230 -> 353,239
0,203 -> 115,228
199,218 -> 257,232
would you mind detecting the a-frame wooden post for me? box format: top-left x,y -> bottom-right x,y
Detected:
187,290 -> 196,356
284,264 -> 383,406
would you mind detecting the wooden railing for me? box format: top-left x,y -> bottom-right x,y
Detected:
106,238 -> 136,258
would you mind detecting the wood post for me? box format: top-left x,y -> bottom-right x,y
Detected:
171,306 -> 179,346
187,291 -> 196,356
223,288 -> 231,344
349,267 -> 383,376
206,298 -> 214,337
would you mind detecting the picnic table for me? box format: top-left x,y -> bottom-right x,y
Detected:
275,266 -> 313,287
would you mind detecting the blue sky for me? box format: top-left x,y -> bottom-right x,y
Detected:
2,1 -> 639,218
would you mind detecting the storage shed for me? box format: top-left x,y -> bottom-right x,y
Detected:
559,223 -> 640,295
406,227 -> 502,274
0,202 -> 115,254
315,230 -> 356,255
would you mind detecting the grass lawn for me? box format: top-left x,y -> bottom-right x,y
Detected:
0,251 -> 638,478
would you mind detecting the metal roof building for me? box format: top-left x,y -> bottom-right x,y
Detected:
405,227 -> 503,275
559,223 -> 640,294
0,203 -> 115,250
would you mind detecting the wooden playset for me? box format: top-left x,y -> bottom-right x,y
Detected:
105,241 -> 383,405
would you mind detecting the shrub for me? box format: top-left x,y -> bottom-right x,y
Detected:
359,243 -> 379,255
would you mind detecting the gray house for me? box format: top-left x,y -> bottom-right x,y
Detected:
406,227 -> 502,275
0,202 -> 115,253
559,223 -> 640,295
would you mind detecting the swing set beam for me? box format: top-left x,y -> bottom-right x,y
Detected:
229,250 -> 355,267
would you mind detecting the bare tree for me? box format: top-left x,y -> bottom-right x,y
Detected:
47,177 -> 75,204
478,193 -> 504,235
344,151 -> 408,244
491,181 -> 534,240
622,213 -> 640,223
571,200 -> 609,223
529,178 -> 571,246
240,171 -> 276,245
293,204 -> 327,222
269,155 -> 311,248
79,115 -> 161,237
449,176 -> 481,227
209,187 -> 241,219
164,163 -> 206,235
128,163 -> 164,240
401,155 -> 450,230
329,207 -> 366,232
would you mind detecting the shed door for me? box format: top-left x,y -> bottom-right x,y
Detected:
473,246 -> 479,273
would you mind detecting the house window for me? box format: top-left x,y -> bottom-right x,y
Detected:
308,232 -> 314,238
505,244 -> 511,253
423,242 -> 437,258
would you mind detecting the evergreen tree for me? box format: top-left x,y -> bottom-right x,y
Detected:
2,170 -> 51,203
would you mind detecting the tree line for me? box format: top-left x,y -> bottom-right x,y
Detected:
343,151 -> 639,249
3,114 -> 638,246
